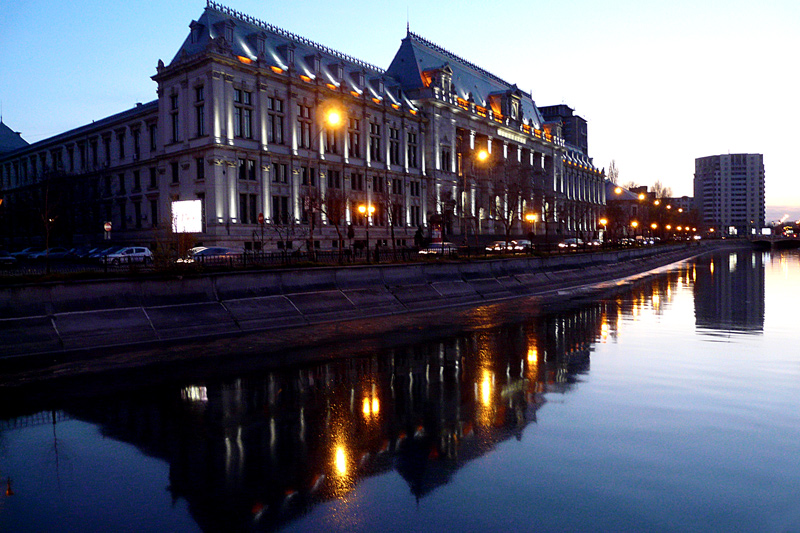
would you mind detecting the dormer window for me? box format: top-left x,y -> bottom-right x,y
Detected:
256,32 -> 266,56
306,54 -> 321,74
189,21 -> 204,44
333,63 -> 344,81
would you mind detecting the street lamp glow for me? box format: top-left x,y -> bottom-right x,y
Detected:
654,199 -> 661,206
651,223 -> 658,230
614,187 -> 622,195
631,221 -> 639,228
638,193 -> 645,200
477,149 -> 489,161
358,204 -> 375,215
326,109 -> 342,127
525,213 -> 537,223
599,217 -> 608,226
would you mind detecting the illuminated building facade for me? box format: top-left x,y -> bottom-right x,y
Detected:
694,153 -> 765,235
0,1 -> 604,250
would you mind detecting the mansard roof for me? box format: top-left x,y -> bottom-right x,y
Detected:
386,32 -> 545,130
0,120 -> 29,154
171,2 -> 415,109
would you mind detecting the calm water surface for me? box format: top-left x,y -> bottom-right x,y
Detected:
2,249 -> 800,532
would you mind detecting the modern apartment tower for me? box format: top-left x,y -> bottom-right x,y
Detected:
694,153 -> 765,235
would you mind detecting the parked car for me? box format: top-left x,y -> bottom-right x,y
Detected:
28,247 -> 70,260
65,245 -> 96,259
511,239 -> 533,251
90,246 -> 124,260
419,242 -> 458,256
104,246 -> 153,265
558,238 -> 584,248
178,246 -> 241,264
10,247 -> 44,260
485,240 -> 513,253
0,250 -> 17,266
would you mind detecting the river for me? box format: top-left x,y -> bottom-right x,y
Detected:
1,248 -> 799,532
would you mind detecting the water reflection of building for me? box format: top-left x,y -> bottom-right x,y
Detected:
60,305 -> 602,531
694,250 -> 765,332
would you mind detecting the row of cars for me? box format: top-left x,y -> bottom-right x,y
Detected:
0,245 -> 154,266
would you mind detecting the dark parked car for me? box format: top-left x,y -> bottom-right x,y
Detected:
10,247 -> 44,260
29,247 -> 70,260
0,250 -> 17,266
418,242 -> 458,256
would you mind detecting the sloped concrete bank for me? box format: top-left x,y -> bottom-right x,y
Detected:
0,242 -> 738,358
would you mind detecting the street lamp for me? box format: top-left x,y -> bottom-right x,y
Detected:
304,102 -> 346,257
599,217 -> 608,244
525,212 -> 537,250
462,148 -> 489,243
358,203 -> 375,262
631,220 -> 639,240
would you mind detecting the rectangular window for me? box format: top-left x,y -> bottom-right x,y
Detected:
133,170 -> 141,191
171,113 -> 180,143
328,169 -> 341,189
351,173 -> 363,191
171,162 -> 179,184
239,159 -> 247,180
369,123 -> 381,161
118,173 -> 126,194
300,166 -> 315,187
133,130 -> 140,160
196,157 -> 204,181
373,175 -> 385,193
297,104 -> 312,148
239,193 -> 249,223
272,195 -> 290,225
268,97 -> 284,144
248,159 -> 256,181
325,127 -> 340,155
170,94 -> 179,143
249,194 -> 257,226
407,132 -> 418,168
271,162 -> 287,184
389,127 -> 400,165
150,199 -> 158,227
118,132 -> 126,160
149,167 -> 158,189
234,90 -> 253,139
196,104 -> 205,137
348,118 -> 361,158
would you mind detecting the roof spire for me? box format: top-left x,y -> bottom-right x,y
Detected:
406,7 -> 410,35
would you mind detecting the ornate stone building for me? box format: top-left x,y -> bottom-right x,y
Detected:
0,1 -> 604,251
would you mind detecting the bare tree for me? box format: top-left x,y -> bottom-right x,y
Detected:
478,159 -> 534,246
652,180 -> 672,199
608,160 -> 619,184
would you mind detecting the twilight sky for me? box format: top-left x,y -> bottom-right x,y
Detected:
1,0 -> 797,221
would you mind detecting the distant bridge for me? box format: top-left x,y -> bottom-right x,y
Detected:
749,234 -> 800,249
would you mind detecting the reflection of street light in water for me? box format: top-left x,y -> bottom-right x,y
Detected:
334,446 -> 347,475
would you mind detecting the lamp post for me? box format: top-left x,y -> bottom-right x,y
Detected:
358,203 -> 375,263
599,217 -> 608,245
302,102 -> 346,259
462,149 -> 488,244
525,212 -> 537,251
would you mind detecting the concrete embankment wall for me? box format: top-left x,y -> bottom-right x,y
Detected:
0,243 -> 723,356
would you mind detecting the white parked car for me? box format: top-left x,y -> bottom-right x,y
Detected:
104,246 -> 153,265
